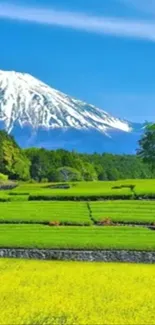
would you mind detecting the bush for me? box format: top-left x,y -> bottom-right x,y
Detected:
26,179 -> 37,184
47,183 -> 71,189
0,182 -> 18,190
9,192 -> 29,196
0,173 -> 8,181
112,185 -> 135,191
40,178 -> 48,183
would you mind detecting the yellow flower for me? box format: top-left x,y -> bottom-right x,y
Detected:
0,259 -> 154,325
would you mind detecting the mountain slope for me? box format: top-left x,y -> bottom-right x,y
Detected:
0,70 -> 142,153
0,70 -> 131,132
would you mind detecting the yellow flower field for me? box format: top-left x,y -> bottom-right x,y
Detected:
0,259 -> 155,325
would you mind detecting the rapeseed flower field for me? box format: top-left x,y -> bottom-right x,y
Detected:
0,259 -> 154,325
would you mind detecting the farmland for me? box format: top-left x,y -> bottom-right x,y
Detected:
0,225 -> 155,250
0,259 -> 155,325
0,180 -> 155,252
0,201 -> 91,225
0,180 -> 155,325
90,201 -> 155,224
1,200 -> 155,225
1,179 -> 155,201
0,180 -> 132,201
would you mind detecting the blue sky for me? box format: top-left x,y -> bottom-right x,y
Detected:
0,0 -> 155,122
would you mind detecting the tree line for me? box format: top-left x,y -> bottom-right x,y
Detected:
0,128 -> 154,182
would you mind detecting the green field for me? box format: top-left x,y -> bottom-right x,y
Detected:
0,201 -> 91,225
0,200 -> 155,225
0,180 -> 155,252
1,179 -> 155,201
8,180 -> 132,200
0,180 -> 155,325
0,259 -> 155,325
90,201 -> 155,224
0,179 -> 152,202
0,225 -> 155,250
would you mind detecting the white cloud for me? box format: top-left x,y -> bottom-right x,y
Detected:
0,3 -> 155,41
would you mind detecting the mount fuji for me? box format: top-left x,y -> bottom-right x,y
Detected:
0,70 -> 142,153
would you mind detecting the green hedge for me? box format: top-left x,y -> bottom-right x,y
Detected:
28,194 -> 133,201
0,197 -> 10,202
28,194 -> 155,201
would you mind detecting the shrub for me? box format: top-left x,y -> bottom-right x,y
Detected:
112,184 -> 135,191
0,173 -> 8,181
40,178 -> 48,183
27,179 -> 37,184
0,182 -> 18,190
9,192 -> 29,196
47,183 -> 71,189
121,185 -> 136,191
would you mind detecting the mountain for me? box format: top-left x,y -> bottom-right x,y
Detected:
0,70 -> 143,153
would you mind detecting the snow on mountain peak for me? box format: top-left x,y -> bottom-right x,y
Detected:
0,69 -> 131,134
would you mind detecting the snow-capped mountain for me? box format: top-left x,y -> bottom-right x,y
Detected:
0,70 -> 142,153
0,70 -> 130,133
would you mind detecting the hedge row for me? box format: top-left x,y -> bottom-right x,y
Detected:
28,194 -> 134,201
0,220 -> 91,226
0,197 -> 10,202
28,194 -> 155,201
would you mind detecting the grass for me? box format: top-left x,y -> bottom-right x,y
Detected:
0,225 -> 155,250
0,193 -> 10,202
1,179 -> 155,200
0,180 -> 155,252
1,200 -> 155,225
90,200 -> 155,225
0,201 -> 91,225
3,181 -> 133,200
0,259 -> 155,324
0,179 -> 155,202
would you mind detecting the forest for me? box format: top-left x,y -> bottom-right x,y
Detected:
0,130 -> 153,182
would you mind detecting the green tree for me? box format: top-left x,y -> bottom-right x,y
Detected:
0,131 -> 30,180
137,123 -> 155,173
57,166 -> 82,182
47,168 -> 60,182
25,148 -> 51,181
81,162 -> 97,181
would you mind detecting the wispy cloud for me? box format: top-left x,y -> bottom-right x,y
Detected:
0,3 -> 155,42
119,0 -> 155,15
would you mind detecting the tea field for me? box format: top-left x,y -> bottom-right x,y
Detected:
0,180 -> 155,324
0,201 -> 91,225
0,259 -> 155,325
0,184 -> 155,251
0,225 -> 155,250
2,179 -> 155,201
1,200 -> 155,226
90,200 -> 155,224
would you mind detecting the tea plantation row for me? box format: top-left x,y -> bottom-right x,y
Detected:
0,201 -> 155,225
0,225 -> 155,250
1,180 -> 155,201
